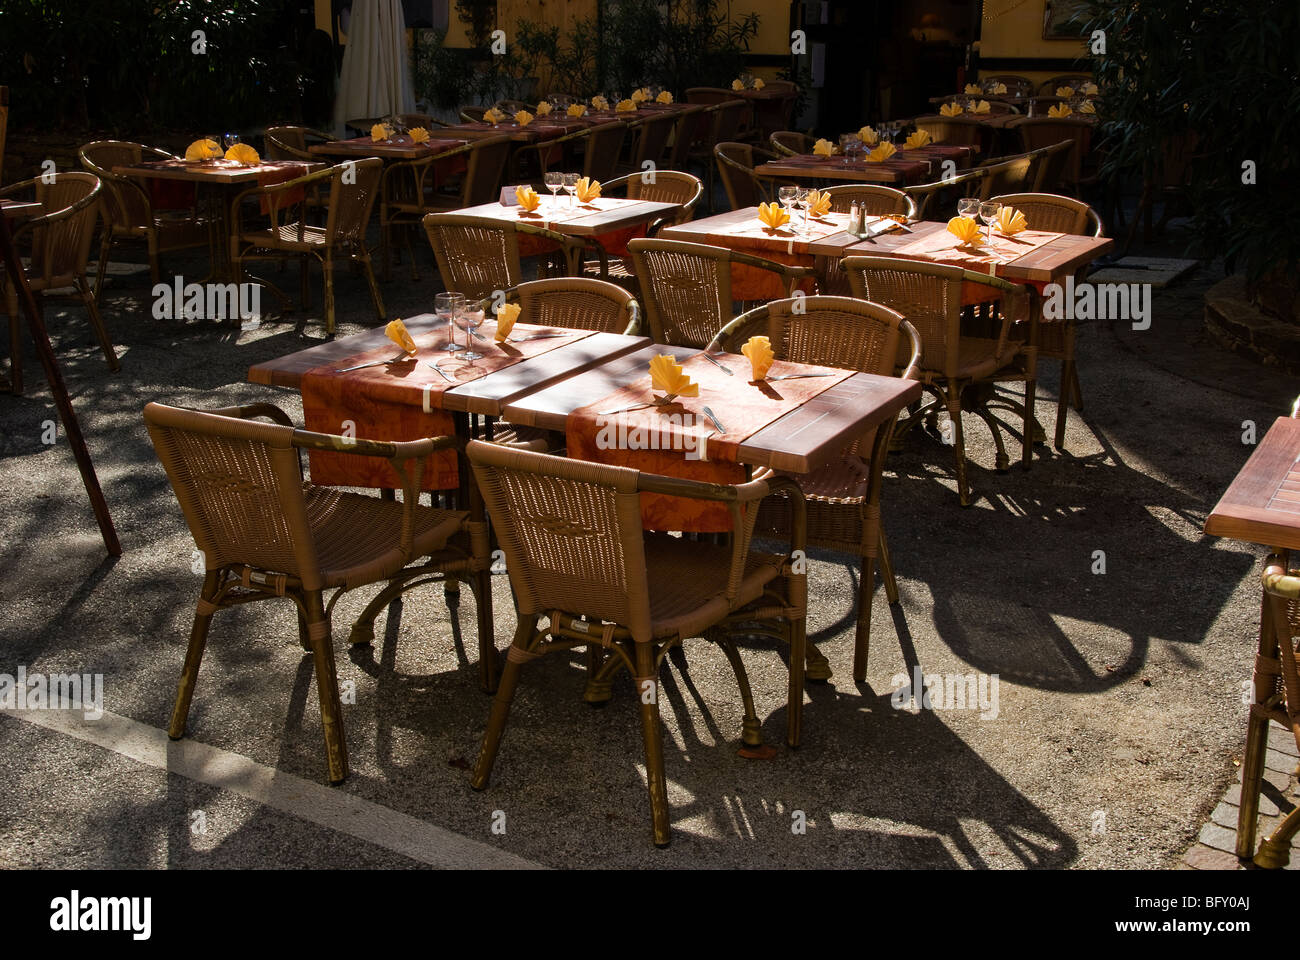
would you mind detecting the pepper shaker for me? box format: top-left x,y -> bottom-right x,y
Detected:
849,200 -> 864,236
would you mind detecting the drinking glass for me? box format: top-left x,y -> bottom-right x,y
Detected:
223,132 -> 240,152
459,304 -> 485,361
562,172 -> 579,208
979,201 -> 1002,245
957,197 -> 979,222
436,292 -> 466,352
839,133 -> 855,164
777,184 -> 796,222
544,171 -> 563,205
794,186 -> 810,236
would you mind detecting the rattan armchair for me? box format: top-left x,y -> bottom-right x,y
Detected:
708,296 -> 920,682
230,158 -> 385,336
903,168 -> 987,220
144,401 -> 495,784
465,439 -> 808,847
627,237 -> 813,347
1008,119 -> 1094,196
1028,140 -> 1076,193
508,122 -> 624,186
913,116 -> 987,152
475,277 -> 641,336
79,140 -> 211,296
714,141 -> 779,211
841,255 -> 1036,506
976,153 -> 1036,199
380,135 -> 511,280
423,212 -> 603,301
688,102 -> 751,205
1,172 -> 117,395
991,192 -> 1103,450
619,110 -> 679,176
264,125 -> 336,162
769,130 -> 813,157
577,170 -> 703,289
817,186 -> 916,295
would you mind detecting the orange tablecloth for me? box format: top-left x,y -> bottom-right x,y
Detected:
890,226 -> 1064,296
703,210 -> 861,300
301,321 -> 593,490
566,352 -> 853,530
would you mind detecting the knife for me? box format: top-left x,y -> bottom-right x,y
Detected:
699,352 -> 733,375
766,372 -> 837,381
701,405 -> 726,434
509,333 -> 570,342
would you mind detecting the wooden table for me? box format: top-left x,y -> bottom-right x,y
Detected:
308,135 -> 469,160
1205,415 -> 1300,867
0,200 -> 120,555
502,342 -> 921,475
660,206 -> 864,260
755,145 -> 971,186
455,196 -> 682,238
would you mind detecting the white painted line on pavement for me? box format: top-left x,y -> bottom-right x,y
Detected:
7,707 -> 545,870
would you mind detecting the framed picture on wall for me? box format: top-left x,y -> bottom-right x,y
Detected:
1042,0 -> 1092,39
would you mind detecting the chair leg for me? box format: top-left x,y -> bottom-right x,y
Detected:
323,258 -> 336,336
5,287 -> 22,396
169,572 -> 220,739
303,589 -> 348,784
633,639 -> 672,847
946,387 -> 972,507
77,278 -> 119,372
787,608 -> 806,749
472,616 -> 536,790
147,233 -> 161,287
1255,806 -> 1300,869
94,232 -> 112,305
879,528 -> 899,605
852,554 -> 876,685
473,567 -> 498,694
300,256 -> 311,310
1235,707 -> 1270,859
713,634 -> 761,747
360,251 -> 386,322
1021,375 -> 1036,469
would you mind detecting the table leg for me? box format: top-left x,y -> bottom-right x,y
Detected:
0,214 -> 121,556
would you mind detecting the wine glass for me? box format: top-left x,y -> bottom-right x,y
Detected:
777,184 -> 796,223
562,172 -> 579,208
436,292 -> 465,353
223,132 -> 240,152
957,197 -> 979,223
544,171 -> 563,205
979,201 -> 1002,245
794,186 -> 810,235
839,133 -> 855,164
459,304 -> 485,361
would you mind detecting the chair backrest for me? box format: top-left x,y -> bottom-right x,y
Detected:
913,117 -> 985,151
840,254 -> 966,378
605,170 -> 703,229
580,122 -> 627,182
423,212 -> 525,300
143,402 -> 324,590
627,237 -> 735,347
512,277 -> 639,334
685,87 -> 734,106
466,440 -> 652,633
984,75 -> 1033,97
265,125 -> 333,162
976,152 -> 1035,199
769,130 -> 812,156
1010,119 -> 1092,188
398,113 -> 445,129
714,141 -> 766,210
460,105 -> 487,123
667,104 -> 707,170
903,168 -> 986,219
79,140 -> 168,230
822,184 -> 915,218
751,92 -> 796,138
323,157 -> 381,244
990,192 -> 1102,236
3,172 -> 103,285
1040,75 -> 1093,96
459,135 -> 512,206
1028,139 -> 1075,192
628,111 -> 677,170
710,100 -> 750,144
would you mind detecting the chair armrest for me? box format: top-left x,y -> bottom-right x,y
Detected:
729,249 -> 814,279
706,303 -> 767,353
201,403 -> 296,428
1263,556 -> 1300,600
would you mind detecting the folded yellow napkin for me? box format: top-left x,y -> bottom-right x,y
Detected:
574,177 -> 601,203
813,138 -> 835,157
866,142 -> 896,163
1079,100 -> 1096,114
631,88 -> 649,103
1047,103 -> 1073,118
742,336 -> 775,381
515,110 -> 534,127
947,215 -> 982,245
753,78 -> 765,90
996,207 -> 1028,235
535,101 -> 552,116
656,90 -> 673,104
483,107 -> 505,124
940,102 -> 963,117
1081,82 -> 1098,95
992,82 -> 1008,95
409,127 -> 431,143
385,318 -> 417,354
732,79 -> 745,91
371,123 -> 393,142
225,143 -> 260,165
185,139 -> 222,161
972,100 -> 991,114
1055,86 -> 1075,99
858,125 -> 879,146
649,355 -> 698,398
757,202 -> 790,230
615,99 -> 637,113
591,95 -> 609,111
567,103 -> 588,118
494,302 -> 521,342
904,129 -> 932,149
805,189 -> 833,219
964,83 -> 981,95
515,185 -> 541,212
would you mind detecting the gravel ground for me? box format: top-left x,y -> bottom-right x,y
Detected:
0,208 -> 1293,869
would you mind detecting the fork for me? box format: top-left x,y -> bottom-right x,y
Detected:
765,372 -> 837,381
335,352 -> 406,372
425,359 -> 455,382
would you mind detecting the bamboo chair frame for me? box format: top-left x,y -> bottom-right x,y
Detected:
714,141 -> 780,211
465,439 -> 808,847
627,236 -> 813,347
470,277 -> 641,337
769,130 -> 813,157
842,255 -> 1036,506
264,125 -> 338,162
975,153 -> 1036,200
0,172 -> 117,395
903,168 -> 987,220
1008,119 -> 1094,197
708,296 -> 921,681
144,401 -> 496,785
578,170 -> 703,289
912,116 -> 987,152
620,110 -> 679,176
817,186 -> 916,296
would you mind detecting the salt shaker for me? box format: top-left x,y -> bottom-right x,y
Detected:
849,201 -> 864,236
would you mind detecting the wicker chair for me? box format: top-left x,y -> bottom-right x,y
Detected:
769,130 -> 813,157
666,104 -> 708,171
0,173 -> 117,395
619,110 -> 679,176
1039,75 -> 1094,96
913,116 -> 986,152
708,296 -> 920,681
975,153 -> 1036,199
465,439 -> 808,847
380,135 -> 511,279
1027,139 -> 1076,194
841,255 -> 1035,506
264,125 -> 336,162
991,192 -> 1103,450
144,401 -> 495,784
984,75 -> 1033,97
422,212 -> 600,301
230,158 -> 385,336
903,168 -> 987,220
459,105 -> 488,123
688,102 -> 752,205
627,237 -> 813,347
479,277 -> 641,336
818,186 -> 916,295
509,122 -> 625,186
714,141 -> 779,211
78,140 -> 211,296
577,170 -> 703,289
1240,552 -> 1300,868
1008,118 -> 1094,196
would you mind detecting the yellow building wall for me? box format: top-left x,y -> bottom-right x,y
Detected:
977,0 -> 1092,89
